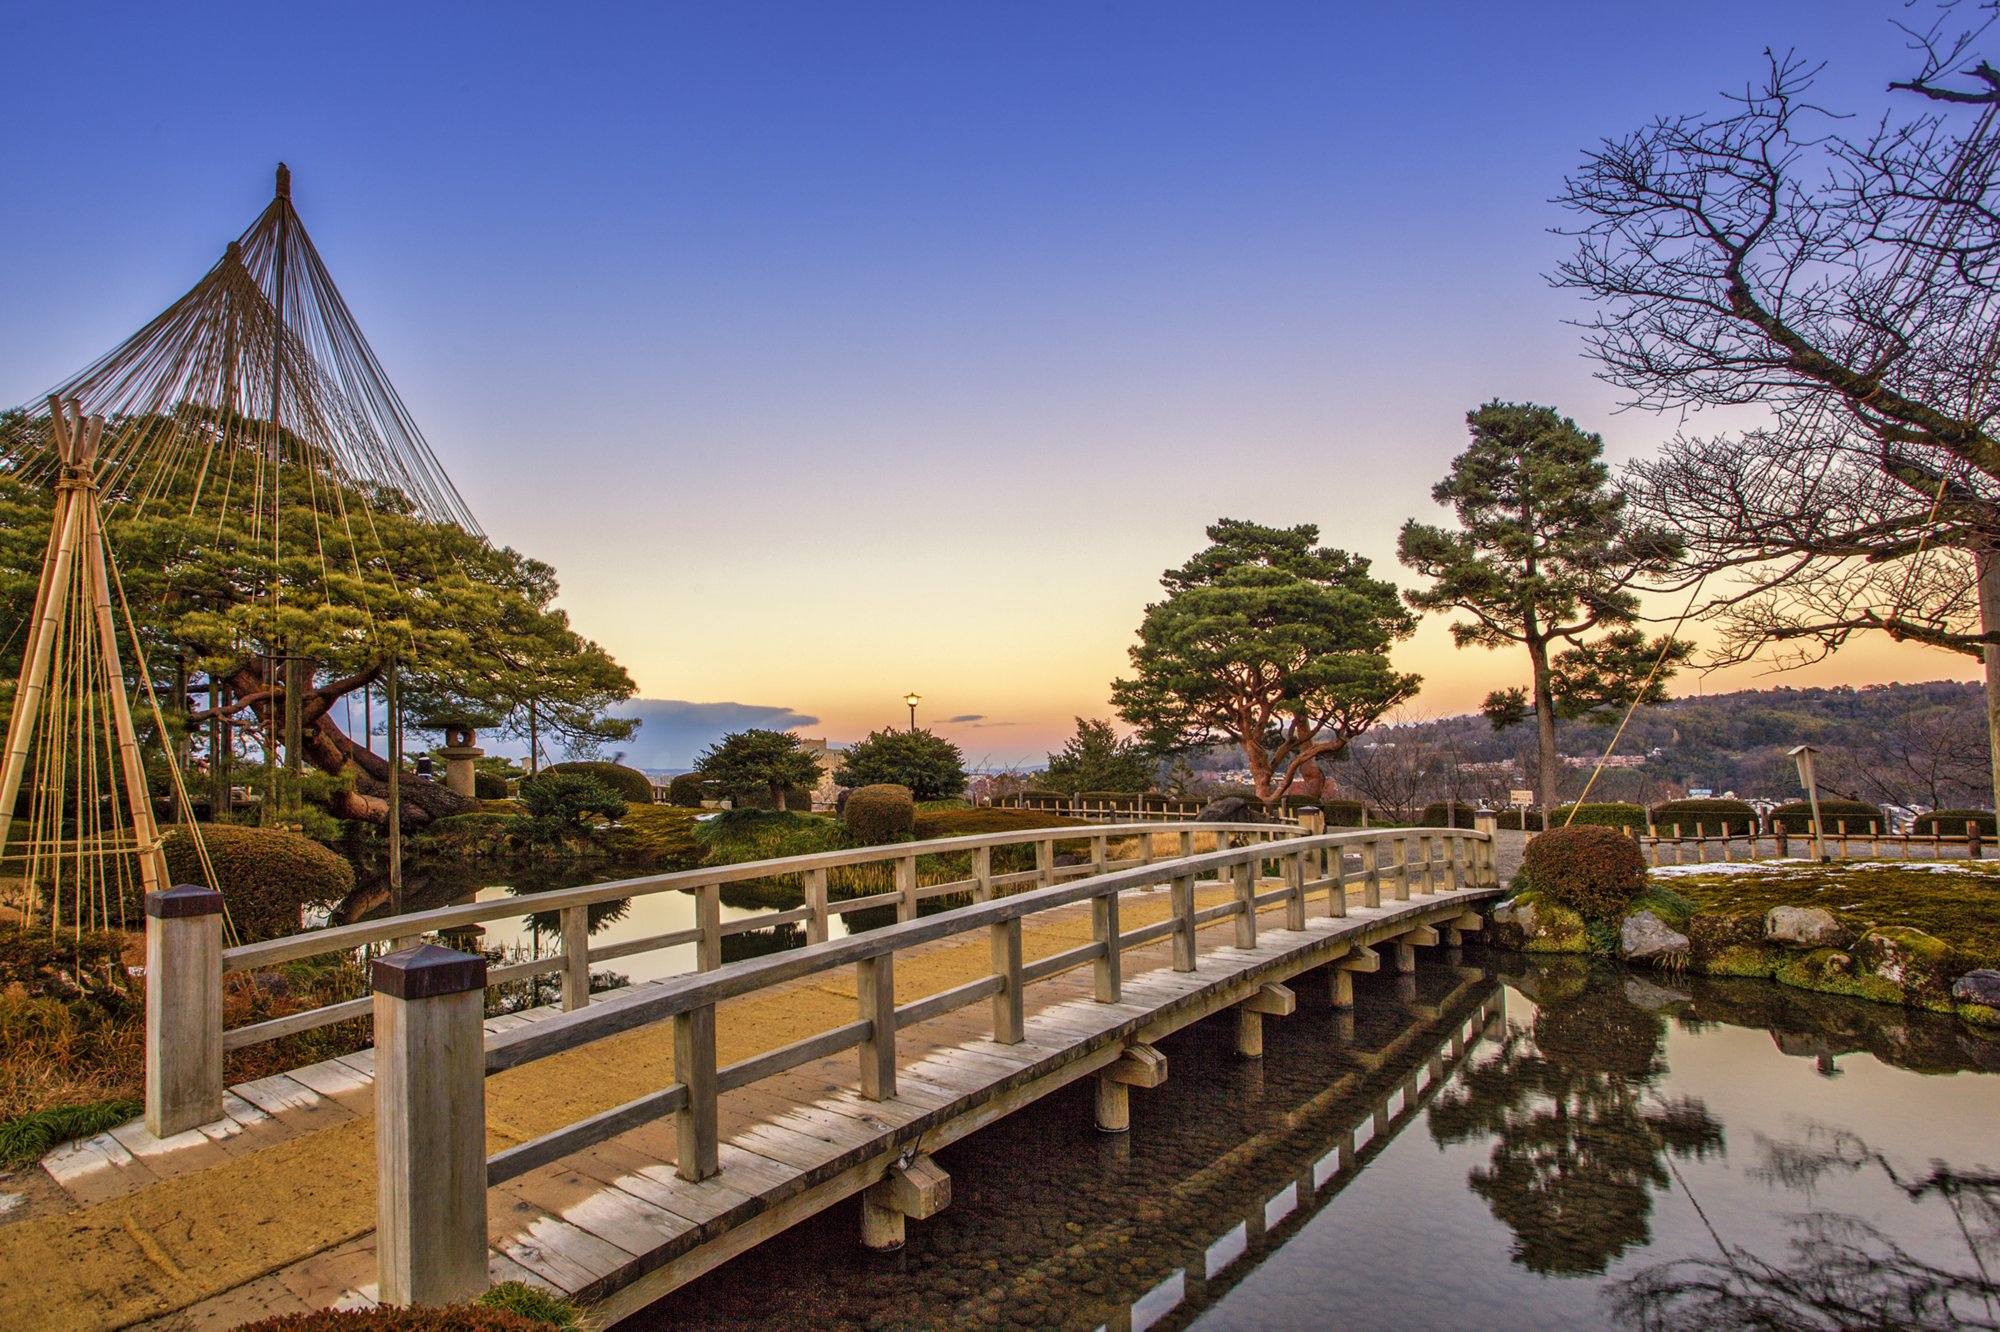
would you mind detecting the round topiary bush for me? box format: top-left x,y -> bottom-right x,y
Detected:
667,772 -> 708,807
544,760 -> 653,805
1419,801 -> 1480,828
161,824 -> 355,942
1769,798 -> 1885,834
473,770 -> 511,801
844,784 -> 915,845
1911,808 -> 1998,836
1519,824 -> 1647,923
1647,797 -> 1757,836
1550,802 -> 1647,831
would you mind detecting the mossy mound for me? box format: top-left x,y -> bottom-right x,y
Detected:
1522,901 -> 1588,954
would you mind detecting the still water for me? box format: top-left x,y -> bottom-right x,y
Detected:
630,953 -> 2000,1331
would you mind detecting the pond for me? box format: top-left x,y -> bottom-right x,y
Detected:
626,952 -> 2000,1331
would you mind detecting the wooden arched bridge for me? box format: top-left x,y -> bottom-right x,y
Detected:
15,815 -> 1501,1329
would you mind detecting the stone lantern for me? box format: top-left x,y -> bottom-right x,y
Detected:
419,713 -> 493,800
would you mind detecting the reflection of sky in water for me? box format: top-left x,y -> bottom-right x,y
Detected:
1190,977 -> 2000,1332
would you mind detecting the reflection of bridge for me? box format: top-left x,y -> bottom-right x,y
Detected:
19,822 -> 1499,1328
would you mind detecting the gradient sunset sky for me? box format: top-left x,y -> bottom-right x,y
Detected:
0,2 -> 1977,767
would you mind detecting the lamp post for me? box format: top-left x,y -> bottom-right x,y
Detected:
1789,743 -> 1829,862
904,692 -> 921,732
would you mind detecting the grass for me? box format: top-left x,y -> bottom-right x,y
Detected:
0,1098 -> 140,1167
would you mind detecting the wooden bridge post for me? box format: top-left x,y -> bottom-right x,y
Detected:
1330,945 -> 1379,1008
373,944 -> 487,1308
1474,812 -> 1497,887
696,884 -> 722,971
806,867 -> 830,944
144,884 -> 225,1138
1178,829 -> 1194,861
990,917 -> 1024,1043
1361,841 -> 1381,908
970,846 -> 993,903
1092,888 -> 1122,1003
1284,850 -> 1307,930
1232,858 -> 1257,948
857,954 -> 897,1101
1235,982 -> 1294,1058
1391,838 -> 1410,901
559,905 -> 590,1012
1036,838 -> 1055,888
896,853 -> 919,923
1170,873 -> 1197,972
1090,833 -> 1108,876
1094,1043 -> 1167,1133
674,1003 -> 719,1181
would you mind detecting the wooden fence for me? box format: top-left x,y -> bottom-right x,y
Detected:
1636,819 -> 1988,867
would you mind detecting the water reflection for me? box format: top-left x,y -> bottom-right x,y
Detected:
1428,958 -> 1724,1275
1611,1127 -> 2000,1329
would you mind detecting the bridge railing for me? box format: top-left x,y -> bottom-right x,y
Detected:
142,819 -> 1302,1137
368,822 -> 1498,1304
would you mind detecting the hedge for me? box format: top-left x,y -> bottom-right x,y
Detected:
543,761 -> 653,805
1646,798 -> 1758,836
667,773 -> 708,807
1419,801 -> 1480,828
472,770 -> 511,801
914,808 -> 1086,839
1496,809 -> 1547,831
844,784 -> 915,845
1769,798 -> 1885,835
161,824 -> 355,942
1520,824 -> 1648,923
1549,802 -> 1647,832
1317,799 -> 1368,827
1911,808 -> 1998,836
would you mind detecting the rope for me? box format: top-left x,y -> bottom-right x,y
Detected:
1563,576 -> 1709,822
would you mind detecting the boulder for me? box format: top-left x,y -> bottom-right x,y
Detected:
1194,796 -> 1264,824
1764,906 -> 1844,948
1953,969 -> 2000,1007
1619,910 -> 1690,962
1623,976 -> 1693,1010
1852,928 -> 1955,1003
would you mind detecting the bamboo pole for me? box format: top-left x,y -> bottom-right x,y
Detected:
82,489 -> 165,897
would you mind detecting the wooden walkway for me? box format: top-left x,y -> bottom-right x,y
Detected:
143,877 -> 1496,1328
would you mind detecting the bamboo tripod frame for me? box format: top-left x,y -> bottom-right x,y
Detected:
0,397 -> 169,923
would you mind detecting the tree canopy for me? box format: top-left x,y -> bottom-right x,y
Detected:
833,728 -> 967,801
1041,718 -> 1155,795
1111,518 -> 1418,802
1398,402 -> 1688,811
0,410 -> 637,826
695,729 -> 822,812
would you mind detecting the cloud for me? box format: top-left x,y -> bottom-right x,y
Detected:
597,699 -> 821,771
941,714 -> 985,723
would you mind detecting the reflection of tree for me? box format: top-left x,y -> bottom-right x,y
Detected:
1611,1127 -> 2000,1329
1429,975 -> 1723,1275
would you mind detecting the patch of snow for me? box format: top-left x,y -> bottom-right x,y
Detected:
1845,861 -> 1995,874
1650,860 -> 1812,878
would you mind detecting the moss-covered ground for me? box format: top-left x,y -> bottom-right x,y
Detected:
1657,859 -> 2000,963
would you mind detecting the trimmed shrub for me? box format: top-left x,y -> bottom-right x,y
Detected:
473,770 -> 511,801
1519,824 -> 1647,923
914,807 -> 1087,840
162,824 -> 354,942
1419,801 -> 1480,828
1550,802 -> 1647,832
1317,799 -> 1368,827
544,760 -> 653,805
1769,798 -> 1885,834
844,784 -> 915,845
514,773 -> 627,843
1647,798 -> 1758,836
1911,808 -> 1997,837
1012,789 -> 1070,811
1076,791 -> 1142,811
668,772 -> 708,807
1497,809 -> 1547,831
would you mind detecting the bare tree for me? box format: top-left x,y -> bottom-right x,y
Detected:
1555,32 -> 2000,805
1821,697 -> 1990,809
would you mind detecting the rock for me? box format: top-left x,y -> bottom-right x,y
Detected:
1194,796 -> 1265,824
1952,969 -> 2000,1006
1853,928 -> 1955,1002
1619,910 -> 1691,962
1623,976 -> 1692,1010
1764,906 -> 1844,948
1488,898 -> 1540,948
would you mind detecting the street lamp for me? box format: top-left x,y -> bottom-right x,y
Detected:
904,692 -> 921,732
1788,743 -> 1829,862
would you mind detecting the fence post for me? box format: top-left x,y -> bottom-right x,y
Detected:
1284,850 -> 1307,929
896,853 -> 919,923
674,1002 -> 719,1180
1391,838 -> 1410,901
1970,820 -> 1985,861
806,867 -> 830,944
1361,841 -> 1380,909
373,944 -> 488,1308
1036,838 -> 1055,887
1474,811 -> 1498,889
145,884 -> 224,1138
1171,873 -> 1197,971
1179,828 -> 1194,861
1092,887 -> 1121,1002
559,905 -> 590,1012
857,953 -> 897,1100
696,883 -> 722,971
1298,806 -> 1325,837
971,846 -> 993,903
1232,856 -> 1257,947
990,917 -> 1024,1043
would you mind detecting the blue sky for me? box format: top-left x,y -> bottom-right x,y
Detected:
0,1 -> 1973,764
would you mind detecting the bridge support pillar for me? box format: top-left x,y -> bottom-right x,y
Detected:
373,944 -> 488,1308
1094,1043 -> 1168,1132
861,1154 -> 950,1251
1235,982 -> 1295,1058
1329,946 -> 1379,1010
1394,925 -> 1439,975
